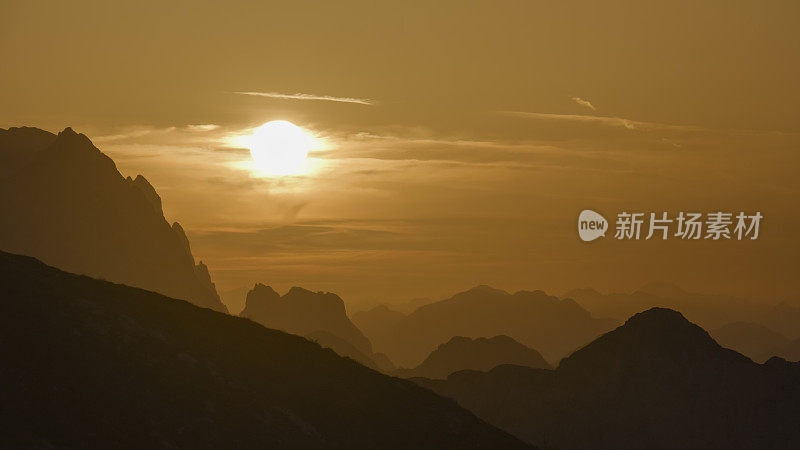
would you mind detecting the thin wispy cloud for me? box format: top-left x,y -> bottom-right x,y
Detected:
571,97 -> 596,111
187,124 -> 220,132
500,111 -> 793,137
94,126 -> 176,143
501,111 -> 637,129
234,91 -> 375,106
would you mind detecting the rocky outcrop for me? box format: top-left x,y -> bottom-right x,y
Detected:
0,127 -> 226,312
241,284 -> 372,355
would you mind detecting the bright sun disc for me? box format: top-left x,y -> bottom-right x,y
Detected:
249,120 -> 313,176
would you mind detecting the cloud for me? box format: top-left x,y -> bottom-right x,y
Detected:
187,124 -> 220,132
93,126 -> 175,143
500,110 -> 639,130
499,111 -> 794,139
571,97 -> 596,111
233,91 -> 375,106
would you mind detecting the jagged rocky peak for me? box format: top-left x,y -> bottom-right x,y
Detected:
194,260 -> 218,292
0,126 -> 227,312
244,283 -> 281,305
55,126 -> 94,147
171,222 -> 195,265
130,174 -> 163,216
240,283 -> 373,355
194,261 -> 212,285
59,126 -> 77,136
252,282 -> 280,296
284,286 -> 347,315
43,127 -> 120,180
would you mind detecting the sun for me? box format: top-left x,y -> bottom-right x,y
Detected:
248,120 -> 314,176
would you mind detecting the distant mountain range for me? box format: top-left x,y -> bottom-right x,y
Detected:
395,335 -> 550,379
565,281 -> 800,362
0,250 -> 529,449
564,281 -> 790,332
415,308 -> 800,449
712,322 -> 800,363
361,285 -> 616,367
0,127 -> 226,311
352,304 -> 407,342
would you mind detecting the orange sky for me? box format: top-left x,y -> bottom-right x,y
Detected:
2,0 -> 799,308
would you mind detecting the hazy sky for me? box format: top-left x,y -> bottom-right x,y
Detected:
2,0 -> 799,308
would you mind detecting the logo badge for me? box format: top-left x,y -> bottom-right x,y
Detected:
578,210 -> 608,242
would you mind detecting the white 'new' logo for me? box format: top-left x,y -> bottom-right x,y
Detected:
578,210 -> 607,242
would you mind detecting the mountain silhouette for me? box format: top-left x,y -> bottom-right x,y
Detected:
0,127 -> 226,311
711,322 -> 791,363
760,301 -> 800,340
0,250 -> 530,449
241,283 -> 372,355
0,126 -> 57,178
414,308 -> 800,449
566,282 -> 770,330
352,304 -> 406,342
395,335 -> 551,379
369,285 -> 615,367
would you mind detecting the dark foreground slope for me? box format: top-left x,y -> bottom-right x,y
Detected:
415,308 -> 800,450
0,251 -> 529,449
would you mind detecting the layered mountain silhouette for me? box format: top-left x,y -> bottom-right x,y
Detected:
414,308 -> 800,449
711,322 -> 791,363
395,335 -> 550,379
0,127 -> 226,311
367,285 -> 615,367
760,301 -> 800,340
0,250 -> 529,449
712,321 -> 800,363
565,282 -> 770,331
219,285 -> 251,315
352,304 -> 407,342
240,284 -> 397,369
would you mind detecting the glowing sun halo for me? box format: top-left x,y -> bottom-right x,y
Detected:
248,120 -> 314,176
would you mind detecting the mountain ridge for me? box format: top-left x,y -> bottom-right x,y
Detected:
0,127 -> 226,311
368,285 -> 615,367
0,250 -> 530,449
414,307 -> 800,449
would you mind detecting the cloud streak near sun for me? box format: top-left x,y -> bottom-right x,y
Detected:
234,91 -> 375,106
